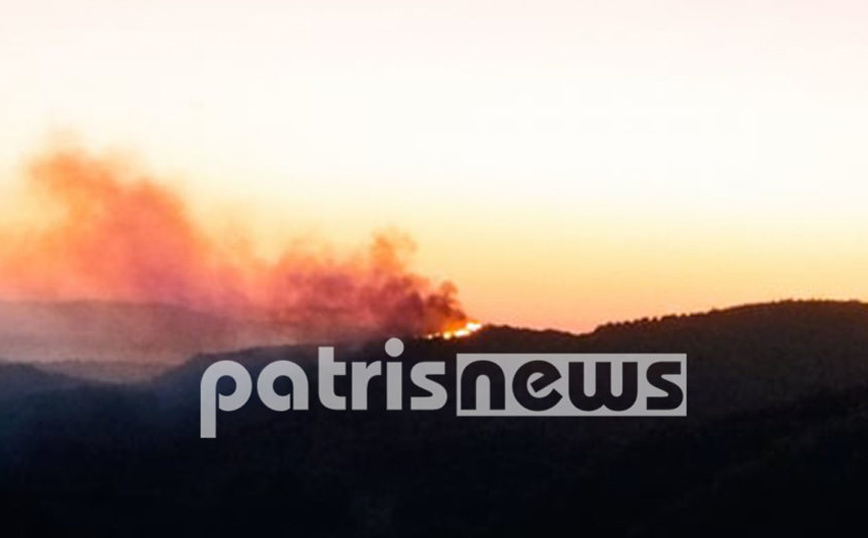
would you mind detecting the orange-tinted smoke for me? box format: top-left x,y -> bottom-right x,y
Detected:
0,149 -> 468,340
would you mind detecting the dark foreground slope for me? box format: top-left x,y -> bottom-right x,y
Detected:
2,300 -> 868,536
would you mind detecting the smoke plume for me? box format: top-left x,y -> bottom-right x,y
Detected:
0,149 -> 468,343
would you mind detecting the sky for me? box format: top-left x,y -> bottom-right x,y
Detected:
2,0 -> 868,332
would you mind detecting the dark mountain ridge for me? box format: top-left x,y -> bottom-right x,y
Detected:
3,299 -> 868,536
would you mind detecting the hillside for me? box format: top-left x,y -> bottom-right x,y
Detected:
0,362 -> 87,401
3,300 -> 868,536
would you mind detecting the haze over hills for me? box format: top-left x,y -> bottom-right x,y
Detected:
2,300 -> 868,535
0,300 -> 294,366
5,298 -> 868,389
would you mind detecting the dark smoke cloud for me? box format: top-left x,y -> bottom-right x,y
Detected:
0,149 -> 469,347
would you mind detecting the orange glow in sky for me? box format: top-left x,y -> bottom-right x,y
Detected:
2,1 -> 868,333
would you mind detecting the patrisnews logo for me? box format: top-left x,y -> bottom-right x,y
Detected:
455,354 -> 685,416
201,341 -> 686,438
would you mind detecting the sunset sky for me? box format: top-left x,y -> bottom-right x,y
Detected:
2,0 -> 868,332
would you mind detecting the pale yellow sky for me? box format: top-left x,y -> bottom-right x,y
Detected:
2,0 -> 868,332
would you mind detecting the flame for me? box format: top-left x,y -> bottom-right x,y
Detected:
0,148 -> 470,341
425,320 -> 484,340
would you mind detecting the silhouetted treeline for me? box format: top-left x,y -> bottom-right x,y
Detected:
2,300 -> 868,536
